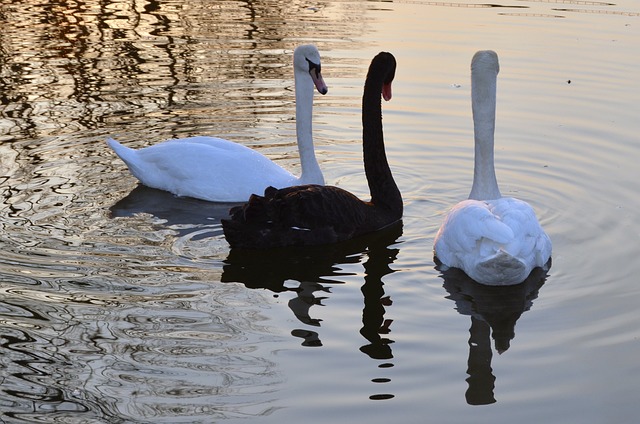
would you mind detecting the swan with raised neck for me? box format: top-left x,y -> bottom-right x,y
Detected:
433,50 -> 552,286
106,44 -> 327,202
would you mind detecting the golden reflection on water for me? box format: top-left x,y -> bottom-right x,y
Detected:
0,0 -> 370,141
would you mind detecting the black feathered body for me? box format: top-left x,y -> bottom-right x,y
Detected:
223,184 -> 400,248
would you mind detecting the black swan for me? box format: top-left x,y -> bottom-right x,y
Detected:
221,52 -> 402,249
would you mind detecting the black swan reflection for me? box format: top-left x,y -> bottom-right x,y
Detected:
359,231 -> 399,361
222,222 -> 402,353
438,264 -> 548,405
222,222 -> 402,400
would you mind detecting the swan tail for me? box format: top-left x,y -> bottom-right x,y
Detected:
222,187 -> 281,248
106,137 -> 151,183
223,186 -> 313,249
106,138 -> 137,164
474,250 -> 528,286
222,185 -> 358,249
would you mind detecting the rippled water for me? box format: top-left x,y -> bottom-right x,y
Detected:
1,0 -> 639,423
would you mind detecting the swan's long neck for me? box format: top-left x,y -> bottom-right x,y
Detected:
294,69 -> 324,184
362,63 -> 402,213
469,60 -> 501,201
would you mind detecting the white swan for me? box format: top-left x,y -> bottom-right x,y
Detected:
107,44 -> 328,202
433,50 -> 551,286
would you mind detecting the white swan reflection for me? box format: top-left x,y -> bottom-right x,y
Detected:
438,264 -> 549,405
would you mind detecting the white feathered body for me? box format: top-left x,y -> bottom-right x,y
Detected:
434,197 -> 551,286
107,136 -> 302,202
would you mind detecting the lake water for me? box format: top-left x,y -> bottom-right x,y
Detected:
1,0 -> 639,423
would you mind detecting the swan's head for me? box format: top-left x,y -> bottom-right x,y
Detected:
294,44 -> 328,95
471,50 -> 500,76
368,52 -> 396,101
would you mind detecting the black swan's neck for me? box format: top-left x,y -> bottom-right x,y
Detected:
362,59 -> 402,214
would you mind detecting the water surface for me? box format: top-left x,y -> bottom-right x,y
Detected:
1,0 -> 639,423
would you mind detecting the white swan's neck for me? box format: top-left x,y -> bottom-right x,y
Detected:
469,54 -> 501,201
294,68 -> 324,185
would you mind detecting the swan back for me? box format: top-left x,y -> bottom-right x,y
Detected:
108,136 -> 298,202
434,197 -> 551,285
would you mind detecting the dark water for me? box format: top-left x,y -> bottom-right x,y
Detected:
1,0 -> 639,423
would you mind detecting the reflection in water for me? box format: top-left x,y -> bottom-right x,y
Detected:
0,321 -> 89,417
0,0 -> 367,141
438,265 -> 548,405
359,234 -> 398,362
0,265 -> 286,421
109,184 -> 239,237
222,222 -> 403,397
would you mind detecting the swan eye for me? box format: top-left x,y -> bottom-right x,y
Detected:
305,58 -> 321,78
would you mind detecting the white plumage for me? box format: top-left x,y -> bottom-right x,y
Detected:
107,45 -> 327,202
433,50 -> 551,286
